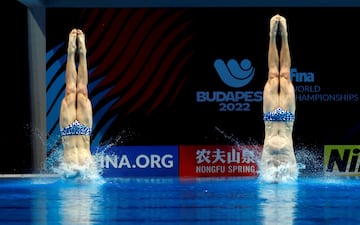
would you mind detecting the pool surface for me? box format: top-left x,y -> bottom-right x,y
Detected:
0,175 -> 359,225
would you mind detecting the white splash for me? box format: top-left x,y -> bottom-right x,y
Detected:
258,163 -> 299,183
45,148 -> 106,184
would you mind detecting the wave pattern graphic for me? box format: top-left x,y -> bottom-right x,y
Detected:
214,58 -> 255,88
46,8 -> 193,154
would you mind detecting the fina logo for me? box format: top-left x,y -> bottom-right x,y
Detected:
214,58 -> 255,88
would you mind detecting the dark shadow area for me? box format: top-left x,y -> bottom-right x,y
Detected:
1,1 -> 31,173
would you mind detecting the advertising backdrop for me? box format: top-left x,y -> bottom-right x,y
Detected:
46,8 -> 360,176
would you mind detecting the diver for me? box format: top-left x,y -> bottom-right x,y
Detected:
260,14 -> 297,182
59,28 -> 93,170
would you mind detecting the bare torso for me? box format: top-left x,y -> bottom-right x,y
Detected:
61,135 -> 91,165
262,121 -> 296,165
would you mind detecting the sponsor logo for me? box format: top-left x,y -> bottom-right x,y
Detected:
292,68 -> 359,102
214,58 -> 255,88
291,68 -> 315,83
179,145 -> 261,177
196,58 -> 261,112
324,145 -> 360,175
94,146 -> 179,177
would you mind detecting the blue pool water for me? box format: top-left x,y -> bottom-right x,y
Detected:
0,175 -> 359,225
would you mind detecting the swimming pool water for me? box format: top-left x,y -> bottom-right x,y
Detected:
0,175 -> 359,225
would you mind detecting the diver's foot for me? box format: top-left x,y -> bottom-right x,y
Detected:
278,15 -> 288,36
270,14 -> 280,36
76,29 -> 87,56
68,28 -> 77,55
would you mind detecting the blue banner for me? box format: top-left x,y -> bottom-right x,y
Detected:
92,146 -> 179,177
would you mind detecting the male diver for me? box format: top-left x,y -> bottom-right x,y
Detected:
59,29 -> 93,171
260,14 -> 297,182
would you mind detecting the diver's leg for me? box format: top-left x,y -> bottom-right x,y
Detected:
263,14 -> 281,112
60,29 -> 77,127
61,29 -> 79,165
75,29 -> 92,127
76,29 -> 93,165
278,16 -> 295,112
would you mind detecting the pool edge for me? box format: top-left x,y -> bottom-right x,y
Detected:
0,174 -> 60,178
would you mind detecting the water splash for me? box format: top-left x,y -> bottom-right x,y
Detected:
214,126 -> 323,183
295,143 -> 323,176
37,132 -> 111,184
45,149 -> 104,184
43,130 -> 136,183
258,163 -> 298,183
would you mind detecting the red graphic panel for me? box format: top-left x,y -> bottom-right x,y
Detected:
179,145 -> 262,178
